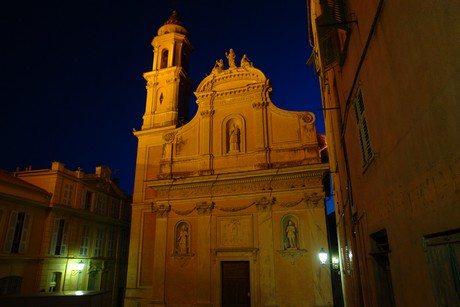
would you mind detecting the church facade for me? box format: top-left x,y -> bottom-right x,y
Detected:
125,12 -> 332,307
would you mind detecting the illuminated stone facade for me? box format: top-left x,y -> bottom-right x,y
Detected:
125,12 -> 332,307
308,0 -> 460,306
0,163 -> 131,306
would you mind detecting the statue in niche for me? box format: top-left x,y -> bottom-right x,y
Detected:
225,48 -> 236,68
240,54 -> 253,68
212,59 -> 224,74
176,225 -> 189,254
285,220 -> 298,249
229,124 -> 241,152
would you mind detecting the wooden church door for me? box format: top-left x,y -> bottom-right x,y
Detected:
221,261 -> 250,307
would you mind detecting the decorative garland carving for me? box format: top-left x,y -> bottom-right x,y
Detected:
196,201 -> 215,215
304,192 -> 324,207
215,202 -> 255,212
169,202 -> 215,216
152,204 -> 171,216
171,207 -> 196,216
256,196 -> 276,211
278,198 -> 304,208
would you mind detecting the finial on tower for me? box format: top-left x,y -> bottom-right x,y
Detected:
157,10 -> 188,35
164,10 -> 181,25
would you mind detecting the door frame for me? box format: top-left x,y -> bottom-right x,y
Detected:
213,250 -> 258,307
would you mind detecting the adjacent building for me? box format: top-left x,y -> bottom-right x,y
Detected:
308,0 -> 460,306
0,162 -> 131,306
125,12 -> 333,307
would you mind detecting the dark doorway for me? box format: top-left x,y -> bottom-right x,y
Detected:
221,261 -> 250,307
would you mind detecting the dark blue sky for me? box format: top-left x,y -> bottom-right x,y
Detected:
1,0 -> 324,196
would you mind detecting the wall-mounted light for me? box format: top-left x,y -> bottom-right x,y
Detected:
71,260 -> 85,290
318,248 -> 340,271
319,248 -> 328,264
76,260 -> 85,272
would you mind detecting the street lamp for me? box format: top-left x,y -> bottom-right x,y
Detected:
72,260 -> 85,290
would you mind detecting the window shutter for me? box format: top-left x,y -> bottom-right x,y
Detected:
49,219 -> 59,255
18,213 -> 31,253
3,211 -> 18,253
317,25 -> 340,69
60,221 -> 68,255
321,0 -> 347,28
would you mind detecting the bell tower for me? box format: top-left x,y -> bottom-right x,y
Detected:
142,11 -> 193,130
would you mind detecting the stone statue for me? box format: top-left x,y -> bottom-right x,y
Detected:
229,124 -> 240,152
240,54 -> 253,68
177,225 -> 189,254
285,220 -> 297,249
225,48 -> 236,68
212,59 -> 224,74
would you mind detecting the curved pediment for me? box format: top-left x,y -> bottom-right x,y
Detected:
195,51 -> 268,95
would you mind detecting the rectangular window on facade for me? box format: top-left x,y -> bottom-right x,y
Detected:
354,89 -> 373,167
83,191 -> 93,211
110,199 -> 119,218
106,229 -> 117,258
424,230 -> 460,307
0,276 -> 22,296
121,202 -> 131,221
94,194 -> 107,215
49,272 -> 61,292
94,227 -> 104,257
79,225 -> 90,256
62,183 -> 74,206
121,230 -> 130,260
3,211 -> 31,254
50,218 -> 68,255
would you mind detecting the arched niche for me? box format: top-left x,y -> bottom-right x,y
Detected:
281,215 -> 300,250
161,49 -> 169,69
174,220 -> 191,254
222,115 -> 245,154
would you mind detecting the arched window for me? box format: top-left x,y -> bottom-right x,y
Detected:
161,49 -> 169,69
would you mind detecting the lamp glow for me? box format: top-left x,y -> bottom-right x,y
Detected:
318,248 -> 328,264
76,260 -> 85,271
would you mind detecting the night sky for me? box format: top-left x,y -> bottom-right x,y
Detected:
1,0 -> 324,197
